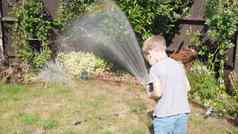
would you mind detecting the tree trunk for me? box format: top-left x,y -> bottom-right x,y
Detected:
0,1 -> 4,64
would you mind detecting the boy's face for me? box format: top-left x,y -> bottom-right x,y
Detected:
147,47 -> 165,65
148,49 -> 160,65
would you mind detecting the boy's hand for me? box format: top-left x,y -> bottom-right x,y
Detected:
146,81 -> 161,100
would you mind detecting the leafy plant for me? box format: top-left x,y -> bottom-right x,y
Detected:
55,0 -> 96,26
117,0 -> 192,41
197,0 -> 238,83
188,61 -> 221,106
56,0 -> 192,42
188,61 -> 238,118
57,52 -> 110,78
11,0 -> 63,68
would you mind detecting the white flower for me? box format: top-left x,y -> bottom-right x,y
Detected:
56,51 -> 108,78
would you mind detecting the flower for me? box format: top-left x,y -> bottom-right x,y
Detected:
57,52 -> 109,78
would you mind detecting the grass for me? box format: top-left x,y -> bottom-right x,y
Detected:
0,80 -> 237,134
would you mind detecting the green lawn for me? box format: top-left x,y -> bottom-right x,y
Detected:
0,80 -> 237,134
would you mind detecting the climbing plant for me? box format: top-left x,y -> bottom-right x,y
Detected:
197,0 -> 238,84
12,0 -> 63,68
11,0 -> 97,69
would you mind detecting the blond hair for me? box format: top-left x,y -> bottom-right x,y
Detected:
142,35 -> 166,60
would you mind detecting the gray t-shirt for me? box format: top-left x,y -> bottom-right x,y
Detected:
150,57 -> 190,117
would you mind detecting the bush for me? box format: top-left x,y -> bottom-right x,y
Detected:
11,0 -> 62,68
196,0 -> 238,81
188,61 -> 221,106
56,0 -> 192,41
117,0 -> 192,41
57,52 -> 110,78
55,0 -> 96,25
188,61 -> 238,118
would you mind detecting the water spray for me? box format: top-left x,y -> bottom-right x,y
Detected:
57,0 -> 150,85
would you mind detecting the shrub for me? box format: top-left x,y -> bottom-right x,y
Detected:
188,61 -> 238,118
196,0 -> 238,82
55,0 -> 96,25
11,0 -> 62,68
117,0 -> 192,41
188,61 -> 221,106
56,0 -> 192,41
57,52 -> 110,78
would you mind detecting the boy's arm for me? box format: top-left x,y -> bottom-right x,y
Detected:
185,76 -> 191,92
179,61 -> 191,92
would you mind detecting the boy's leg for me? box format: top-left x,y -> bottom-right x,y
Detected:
173,113 -> 189,134
153,116 -> 175,134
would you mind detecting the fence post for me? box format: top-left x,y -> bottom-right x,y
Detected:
235,34 -> 238,71
42,0 -> 58,18
0,0 -> 5,64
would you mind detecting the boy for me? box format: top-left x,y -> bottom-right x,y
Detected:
143,35 -> 191,134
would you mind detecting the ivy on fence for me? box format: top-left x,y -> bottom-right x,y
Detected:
11,0 -> 62,68
198,0 -> 238,83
